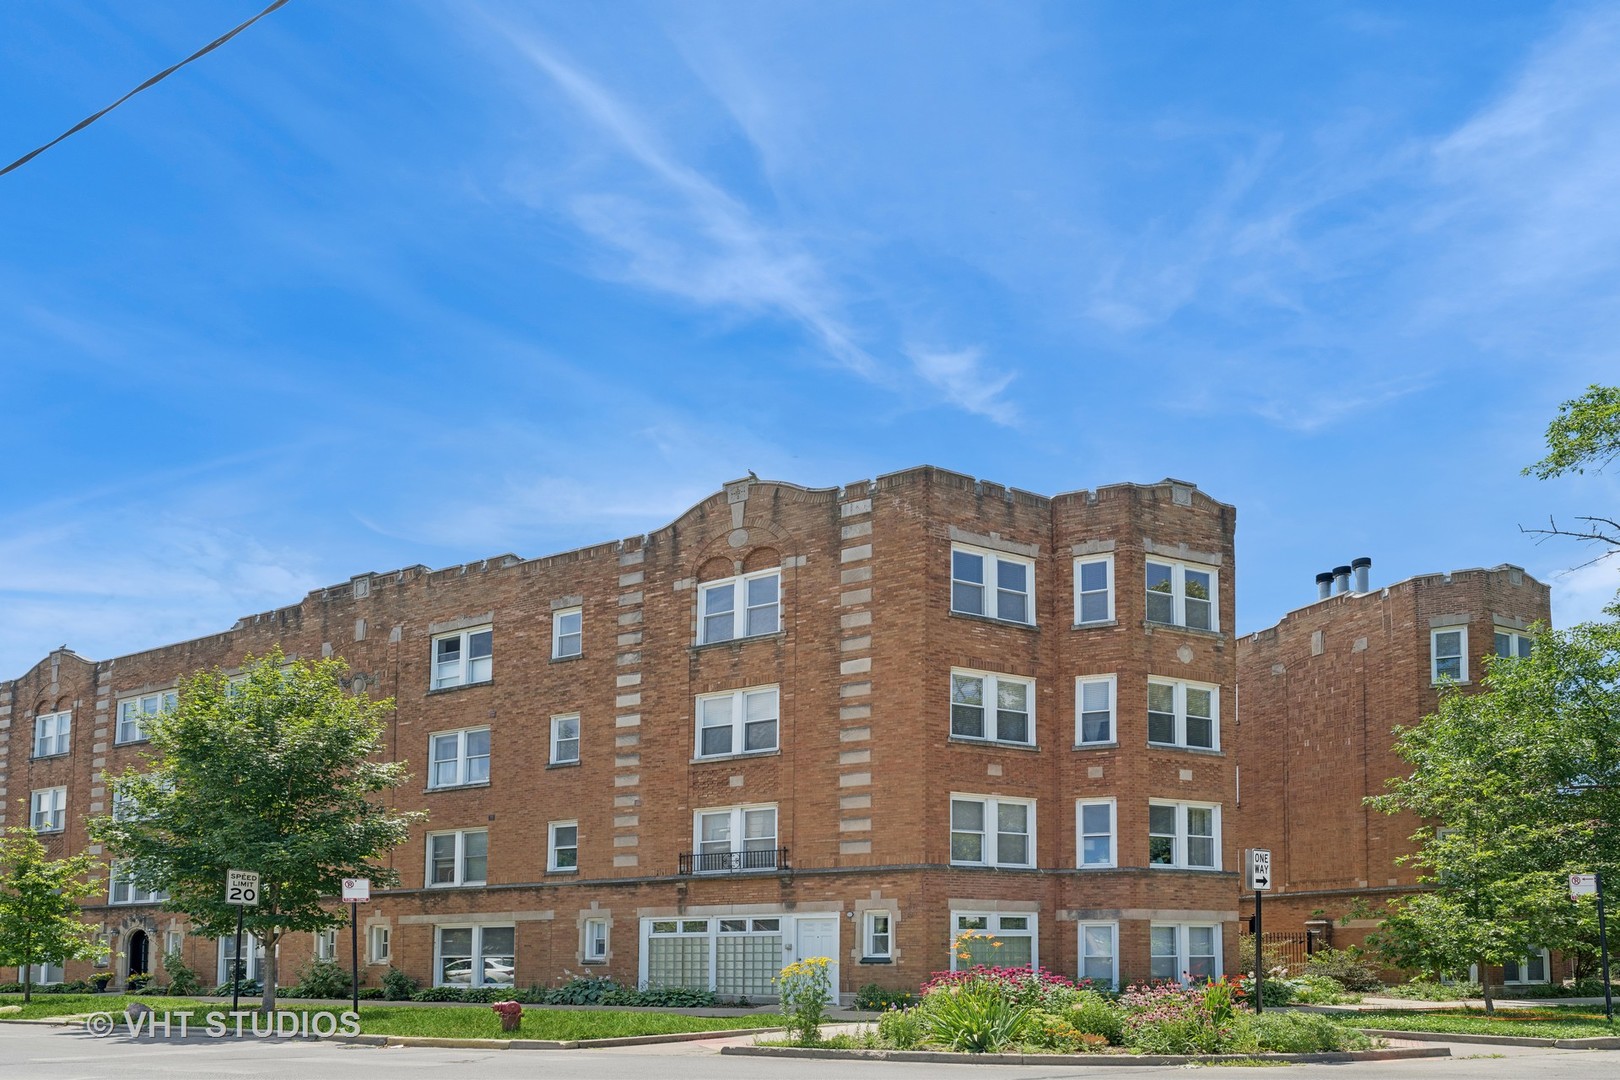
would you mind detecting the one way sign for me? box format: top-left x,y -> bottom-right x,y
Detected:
1247,848 -> 1272,892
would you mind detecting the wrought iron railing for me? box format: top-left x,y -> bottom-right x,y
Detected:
678,847 -> 789,875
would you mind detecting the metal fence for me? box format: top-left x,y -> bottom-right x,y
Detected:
1238,931 -> 1313,974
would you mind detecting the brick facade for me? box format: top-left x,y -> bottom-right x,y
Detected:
2,466 -> 1242,998
1233,564 -> 1559,983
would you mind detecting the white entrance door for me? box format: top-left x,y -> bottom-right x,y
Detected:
792,917 -> 840,1001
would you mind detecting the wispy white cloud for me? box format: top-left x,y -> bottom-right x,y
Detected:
485,17 -> 883,383
0,512 -> 321,678
907,345 -> 1018,426
1545,556 -> 1620,627
1424,6 -> 1620,313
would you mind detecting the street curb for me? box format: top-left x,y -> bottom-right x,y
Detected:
0,1016 -> 785,1049
356,1025 -> 786,1050
720,1045 -> 1451,1066
1358,1027 -> 1620,1050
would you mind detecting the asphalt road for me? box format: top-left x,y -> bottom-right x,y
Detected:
5,1024 -> 1620,1079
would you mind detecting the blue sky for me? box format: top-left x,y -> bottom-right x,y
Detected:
3,1 -> 1618,678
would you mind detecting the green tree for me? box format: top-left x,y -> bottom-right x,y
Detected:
1368,611 -> 1620,1010
91,648 -> 424,1012
1522,383 -> 1620,557
0,826 -> 106,1003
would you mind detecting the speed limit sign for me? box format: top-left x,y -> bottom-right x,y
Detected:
226,869 -> 260,906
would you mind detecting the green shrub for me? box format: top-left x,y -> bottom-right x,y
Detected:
1290,973 -> 1358,1004
600,986 -> 719,1008
291,959 -> 352,999
1233,971 -> 1294,1007
162,950 -> 203,997
410,985 -> 466,1002
856,983 -> 918,1011
921,982 -> 1032,1052
1064,989 -> 1124,1044
1303,948 -> 1382,992
777,958 -> 833,1046
0,982 -> 21,993
382,967 -> 419,1000
1242,1011 -> 1373,1053
877,1006 -> 924,1050
212,978 -> 261,998
358,987 -> 384,1000
547,975 -> 621,1005
1381,979 -> 1481,1001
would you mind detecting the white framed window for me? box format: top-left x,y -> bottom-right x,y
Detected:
432,626 -> 492,689
436,925 -> 514,988
1078,922 -> 1118,987
698,569 -> 781,644
165,930 -> 184,956
950,670 -> 1034,745
950,912 -> 1037,970
584,917 -> 609,963
550,714 -> 581,765
1501,949 -> 1550,984
368,926 -> 391,963
1146,678 -> 1219,750
951,545 -> 1034,624
695,685 -> 779,759
1074,555 -> 1114,624
109,861 -> 167,905
314,929 -> 338,961
553,607 -> 582,659
28,962 -> 64,986
33,710 -> 71,758
426,829 -> 488,887
548,821 -> 578,872
1431,626 -> 1467,682
949,794 -> 1035,868
218,934 -> 266,983
1075,675 -> 1116,745
1148,801 -> 1221,870
1145,559 -> 1217,632
30,787 -> 66,832
1494,628 -> 1532,661
428,727 -> 490,789
1076,798 -> 1116,868
116,691 -> 175,744
864,911 -> 892,960
692,804 -> 779,872
1150,923 -> 1221,982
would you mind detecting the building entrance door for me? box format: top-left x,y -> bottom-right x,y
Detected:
128,931 -> 150,980
793,918 -> 839,999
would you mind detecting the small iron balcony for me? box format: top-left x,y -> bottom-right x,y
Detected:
678,847 -> 789,875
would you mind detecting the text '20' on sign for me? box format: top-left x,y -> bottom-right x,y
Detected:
226,869 -> 260,906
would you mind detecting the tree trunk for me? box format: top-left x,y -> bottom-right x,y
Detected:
22,929 -> 32,1004
260,930 -> 278,1013
1479,961 -> 1494,1015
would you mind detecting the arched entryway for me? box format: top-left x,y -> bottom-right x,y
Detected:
127,931 -> 150,982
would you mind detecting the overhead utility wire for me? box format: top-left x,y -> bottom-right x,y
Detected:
1,0 -> 294,179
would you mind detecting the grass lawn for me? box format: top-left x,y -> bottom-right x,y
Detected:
1338,1007 -> 1618,1040
0,995 -> 783,1040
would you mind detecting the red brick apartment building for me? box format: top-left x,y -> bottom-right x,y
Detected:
3,466 -> 1241,999
1233,562 -> 1558,985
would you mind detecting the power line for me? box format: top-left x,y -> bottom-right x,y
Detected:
1,0 -> 295,179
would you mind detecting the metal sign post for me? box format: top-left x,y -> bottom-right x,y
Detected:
342,878 -> 371,1016
1247,849 -> 1272,1013
225,869 -> 260,1012
1571,872 -> 1612,1022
